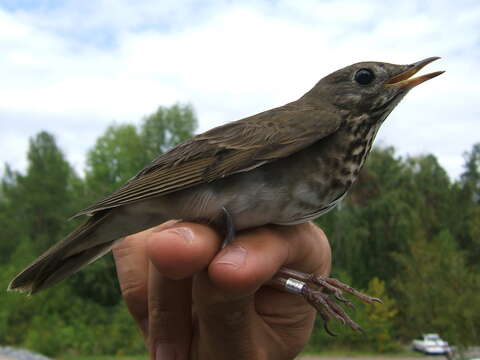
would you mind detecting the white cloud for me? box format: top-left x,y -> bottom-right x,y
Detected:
0,0 -> 479,179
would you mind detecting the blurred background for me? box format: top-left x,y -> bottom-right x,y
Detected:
0,0 -> 479,359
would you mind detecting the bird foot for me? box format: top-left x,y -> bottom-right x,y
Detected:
269,267 -> 382,335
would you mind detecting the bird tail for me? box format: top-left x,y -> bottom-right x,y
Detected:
7,212 -> 120,294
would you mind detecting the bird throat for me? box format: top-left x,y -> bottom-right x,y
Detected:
335,113 -> 382,187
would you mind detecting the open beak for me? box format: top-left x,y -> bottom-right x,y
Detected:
385,57 -> 444,88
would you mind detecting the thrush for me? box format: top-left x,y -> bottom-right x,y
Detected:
9,57 -> 443,331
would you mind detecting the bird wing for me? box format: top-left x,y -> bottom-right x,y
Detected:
75,103 -> 342,217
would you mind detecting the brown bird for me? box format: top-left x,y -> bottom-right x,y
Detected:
8,57 -> 443,331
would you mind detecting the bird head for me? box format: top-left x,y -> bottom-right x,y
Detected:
305,57 -> 444,122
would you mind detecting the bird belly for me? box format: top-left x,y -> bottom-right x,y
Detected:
171,162 -> 345,230
155,136 -> 356,231
170,173 -> 284,230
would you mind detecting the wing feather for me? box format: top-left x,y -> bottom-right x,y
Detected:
75,102 -> 341,217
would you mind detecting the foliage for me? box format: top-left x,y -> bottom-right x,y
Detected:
140,103 -> 197,160
393,230 -> 480,346
84,103 -> 197,201
361,278 -> 399,352
461,143 -> 480,201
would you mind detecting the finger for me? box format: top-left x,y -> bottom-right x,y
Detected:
193,269 -> 261,360
146,222 -> 222,359
207,222 -> 330,297
254,223 -> 331,318
112,220 -> 178,338
113,230 -> 149,336
281,222 -> 331,275
148,262 -> 192,360
147,222 -> 221,280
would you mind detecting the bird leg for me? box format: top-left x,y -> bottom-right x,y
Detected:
220,207 -> 236,248
268,267 -> 382,334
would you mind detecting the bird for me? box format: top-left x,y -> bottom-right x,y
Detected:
9,57 -> 443,331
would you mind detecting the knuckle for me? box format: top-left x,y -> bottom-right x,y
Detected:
120,278 -> 146,303
149,305 -> 172,323
196,296 -> 252,325
148,306 -> 177,342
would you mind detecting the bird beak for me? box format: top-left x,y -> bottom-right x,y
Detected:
385,57 -> 444,89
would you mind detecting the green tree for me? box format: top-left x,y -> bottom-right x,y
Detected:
0,132 -> 83,349
393,230 -> 480,346
461,143 -> 480,202
361,277 -> 399,352
140,103 -> 197,160
403,154 -> 453,239
456,143 -> 480,264
0,165 -> 25,263
85,124 -> 146,200
85,103 -> 197,201
1,132 -> 79,253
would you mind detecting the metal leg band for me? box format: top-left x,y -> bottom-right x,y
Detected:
285,278 -> 306,295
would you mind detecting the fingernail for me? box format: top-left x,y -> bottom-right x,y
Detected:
156,343 -> 175,359
215,245 -> 247,268
152,220 -> 180,232
164,227 -> 194,244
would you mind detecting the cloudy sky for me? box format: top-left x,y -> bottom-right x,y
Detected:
0,0 -> 479,179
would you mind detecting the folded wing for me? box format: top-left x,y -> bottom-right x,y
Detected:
76,103 -> 342,217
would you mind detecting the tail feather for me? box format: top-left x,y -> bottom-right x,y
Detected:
8,212 -> 114,294
9,240 -> 118,294
9,199 -> 174,294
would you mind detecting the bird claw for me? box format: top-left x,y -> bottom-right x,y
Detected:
274,267 -> 380,334
308,274 -> 381,305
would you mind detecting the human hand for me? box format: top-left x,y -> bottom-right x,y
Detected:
112,221 -> 331,360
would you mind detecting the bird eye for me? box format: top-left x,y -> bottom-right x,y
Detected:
354,68 -> 375,85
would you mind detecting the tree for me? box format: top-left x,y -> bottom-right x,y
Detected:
0,132 -> 83,349
140,103 -> 197,160
361,277 -> 399,352
85,124 -> 146,200
456,143 -> 480,264
0,165 -> 25,263
1,132 -> 79,253
403,154 -> 453,239
461,143 -> 480,203
393,230 -> 480,346
85,103 -> 198,201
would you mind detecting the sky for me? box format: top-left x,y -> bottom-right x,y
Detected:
0,0 -> 479,179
